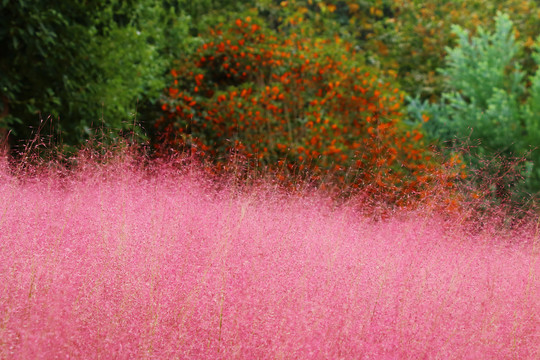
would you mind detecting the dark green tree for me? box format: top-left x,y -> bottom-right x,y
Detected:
0,0 -> 191,150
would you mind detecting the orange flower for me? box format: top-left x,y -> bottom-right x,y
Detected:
168,88 -> 179,97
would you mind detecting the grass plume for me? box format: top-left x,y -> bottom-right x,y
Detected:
0,146 -> 538,359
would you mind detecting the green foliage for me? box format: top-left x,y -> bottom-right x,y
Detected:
523,42 -> 540,191
408,12 -> 540,198
177,0 -> 250,32
419,13 -> 525,153
234,1 -> 540,102
0,0 -> 190,148
371,0 -> 540,99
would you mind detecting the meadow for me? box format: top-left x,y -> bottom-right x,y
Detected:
4,1 -> 540,358
0,151 -> 538,359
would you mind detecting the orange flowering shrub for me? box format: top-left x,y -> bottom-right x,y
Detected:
155,16 -> 450,204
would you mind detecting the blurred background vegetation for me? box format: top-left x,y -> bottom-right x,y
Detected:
1,0 -> 540,203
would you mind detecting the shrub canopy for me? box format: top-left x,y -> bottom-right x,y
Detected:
155,15 -> 458,204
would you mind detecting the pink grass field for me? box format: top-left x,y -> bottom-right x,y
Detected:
0,157 -> 538,359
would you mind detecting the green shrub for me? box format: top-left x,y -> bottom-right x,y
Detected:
246,1 -> 540,102
0,0 -> 190,148
408,12 -> 540,199
368,0 -> 540,99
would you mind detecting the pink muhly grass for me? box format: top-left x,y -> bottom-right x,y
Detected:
0,153 -> 538,359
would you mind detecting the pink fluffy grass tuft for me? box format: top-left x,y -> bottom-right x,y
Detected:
0,154 -> 538,359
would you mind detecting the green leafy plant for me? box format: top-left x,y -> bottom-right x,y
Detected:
246,0 -> 540,101
0,0 -> 190,149
408,12 -> 540,200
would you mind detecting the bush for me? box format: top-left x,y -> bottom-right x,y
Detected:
0,0 -> 190,149
408,12 -> 540,200
368,0 -> 540,99
155,14 -> 454,205
244,1 -> 540,101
